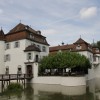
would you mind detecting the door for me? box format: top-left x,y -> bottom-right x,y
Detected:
26,65 -> 33,77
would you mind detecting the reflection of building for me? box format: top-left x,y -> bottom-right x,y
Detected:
50,38 -> 100,79
0,23 -> 49,75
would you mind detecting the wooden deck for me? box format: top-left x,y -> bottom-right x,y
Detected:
0,74 -> 33,81
0,74 -> 33,92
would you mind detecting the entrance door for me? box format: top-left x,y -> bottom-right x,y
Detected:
26,65 -> 33,77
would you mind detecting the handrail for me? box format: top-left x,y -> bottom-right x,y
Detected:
0,74 -> 33,81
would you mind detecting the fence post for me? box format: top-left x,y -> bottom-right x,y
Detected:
9,74 -> 10,85
1,75 -> 4,92
24,74 -> 25,88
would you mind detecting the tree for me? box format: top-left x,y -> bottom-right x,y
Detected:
39,52 -> 91,74
97,41 -> 100,49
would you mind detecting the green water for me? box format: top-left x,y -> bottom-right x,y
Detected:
0,78 -> 100,100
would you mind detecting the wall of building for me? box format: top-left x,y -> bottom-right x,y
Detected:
0,41 -> 5,74
4,39 -> 49,74
5,39 -> 26,74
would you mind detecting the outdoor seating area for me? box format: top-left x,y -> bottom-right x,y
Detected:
39,68 -> 86,76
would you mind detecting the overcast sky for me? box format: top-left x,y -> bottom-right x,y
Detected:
0,0 -> 100,46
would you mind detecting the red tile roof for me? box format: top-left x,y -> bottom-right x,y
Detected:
50,38 -> 100,54
5,23 -> 49,45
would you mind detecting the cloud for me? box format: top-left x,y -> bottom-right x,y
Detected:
80,7 -> 97,19
0,9 -> 3,14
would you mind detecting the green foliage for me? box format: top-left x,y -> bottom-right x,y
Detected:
92,41 -> 100,49
39,52 -> 91,70
97,41 -> 100,49
6,83 -> 23,92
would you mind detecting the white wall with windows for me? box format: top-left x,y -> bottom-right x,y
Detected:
0,41 -> 5,74
25,51 -> 40,63
4,39 -> 49,74
5,39 -> 26,74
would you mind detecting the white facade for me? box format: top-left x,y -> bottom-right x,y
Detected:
0,40 -> 5,74
0,39 -> 49,75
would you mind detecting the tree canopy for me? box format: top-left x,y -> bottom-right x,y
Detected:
92,41 -> 100,49
39,52 -> 91,70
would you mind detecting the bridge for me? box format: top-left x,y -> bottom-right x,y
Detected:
0,74 -> 33,92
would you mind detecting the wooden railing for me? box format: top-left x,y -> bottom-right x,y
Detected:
0,74 -> 33,81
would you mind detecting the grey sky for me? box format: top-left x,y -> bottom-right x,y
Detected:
0,0 -> 100,46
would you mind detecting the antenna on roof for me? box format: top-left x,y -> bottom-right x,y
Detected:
20,20 -> 21,23
80,35 -> 81,38
1,27 -> 2,30
93,39 -> 94,43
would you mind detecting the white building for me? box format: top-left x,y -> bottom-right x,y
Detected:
50,38 -> 100,79
0,23 -> 49,75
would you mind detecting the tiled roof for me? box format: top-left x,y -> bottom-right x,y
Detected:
74,38 -> 88,44
24,45 -> 41,52
49,44 -> 75,52
0,29 -> 5,40
5,23 -> 49,45
7,23 -> 37,35
49,38 -> 98,54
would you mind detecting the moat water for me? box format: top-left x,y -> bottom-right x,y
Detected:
0,78 -> 100,100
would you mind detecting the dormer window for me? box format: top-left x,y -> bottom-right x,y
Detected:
76,45 -> 81,50
43,39 -> 45,42
96,48 -> 99,52
58,50 -> 62,53
29,33 -> 34,39
88,46 -> 92,51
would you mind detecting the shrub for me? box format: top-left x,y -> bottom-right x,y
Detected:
6,83 -> 23,92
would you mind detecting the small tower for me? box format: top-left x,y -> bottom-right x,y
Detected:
0,28 -> 5,74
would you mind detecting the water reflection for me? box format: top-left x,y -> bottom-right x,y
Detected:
1,78 -> 100,100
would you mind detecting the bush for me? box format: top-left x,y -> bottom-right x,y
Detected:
6,83 -> 23,92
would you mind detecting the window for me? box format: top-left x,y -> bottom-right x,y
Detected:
43,39 -> 46,42
90,55 -> 92,61
27,53 -> 32,60
37,45 -> 41,50
30,33 -> 34,39
93,56 -> 96,62
76,45 -> 81,50
14,41 -> 19,48
96,48 -> 99,52
42,46 -> 46,52
6,43 -> 10,49
35,55 -> 39,62
5,54 -> 10,61
17,67 -> 22,74
5,67 -> 9,74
